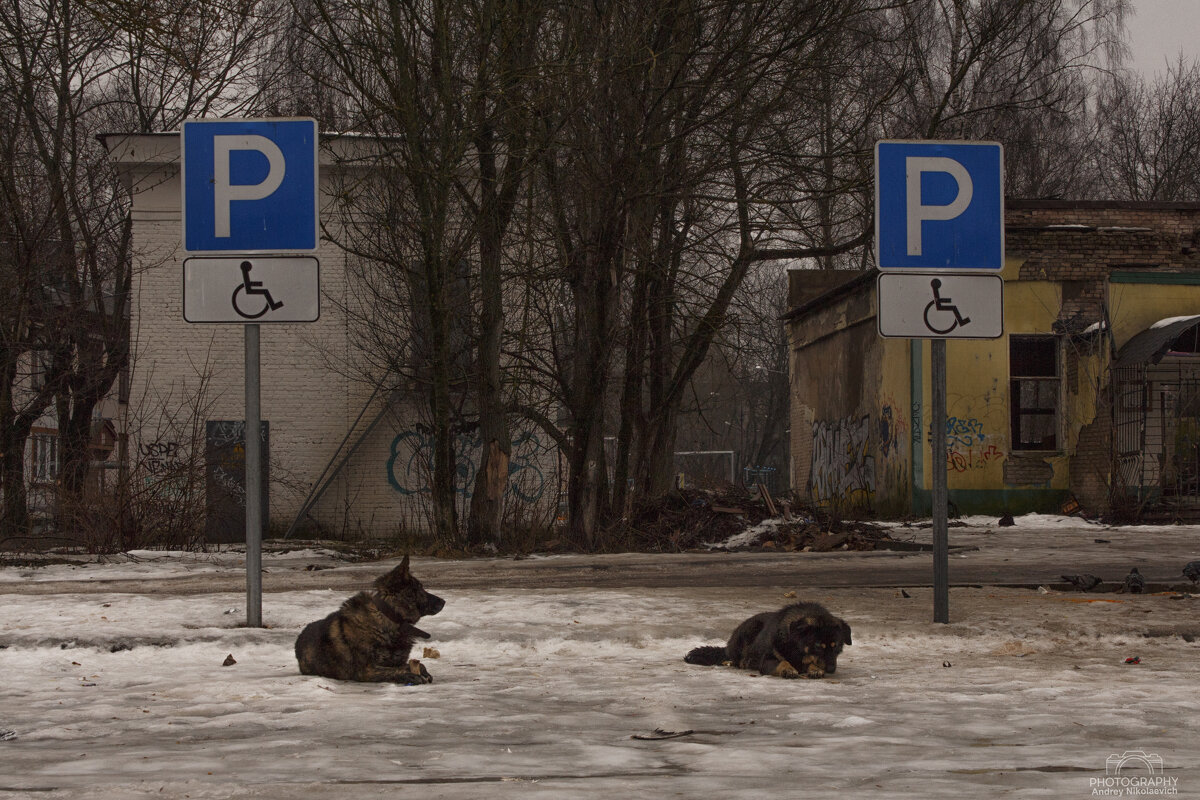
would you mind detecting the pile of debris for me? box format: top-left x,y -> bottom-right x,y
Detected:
614,486 -> 770,551
722,519 -> 902,553
616,485 -> 904,553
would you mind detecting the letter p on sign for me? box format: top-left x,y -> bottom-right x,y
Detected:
182,118 -> 318,254
875,141 -> 1003,271
213,135 -> 286,238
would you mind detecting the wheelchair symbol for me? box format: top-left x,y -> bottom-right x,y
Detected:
923,278 -> 971,334
232,260 -> 284,319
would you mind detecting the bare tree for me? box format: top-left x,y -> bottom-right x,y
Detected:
294,0 -> 551,545
0,0 -> 278,541
1093,59 -> 1200,201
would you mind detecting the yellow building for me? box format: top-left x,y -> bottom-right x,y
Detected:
786,200 -> 1200,519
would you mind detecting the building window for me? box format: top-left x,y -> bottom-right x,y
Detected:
118,362 -> 131,404
31,349 -> 51,391
31,432 -> 59,483
1010,336 -> 1060,451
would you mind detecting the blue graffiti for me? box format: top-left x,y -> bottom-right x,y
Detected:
945,416 -> 987,447
387,430 -> 547,503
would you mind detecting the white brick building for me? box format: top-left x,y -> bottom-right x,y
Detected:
102,132 -> 558,541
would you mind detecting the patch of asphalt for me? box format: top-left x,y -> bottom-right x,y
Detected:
0,539 -> 1196,595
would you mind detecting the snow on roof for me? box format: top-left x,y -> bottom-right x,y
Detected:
1151,314 -> 1200,329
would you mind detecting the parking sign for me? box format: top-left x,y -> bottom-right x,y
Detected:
181,118 -> 318,254
875,141 -> 1003,271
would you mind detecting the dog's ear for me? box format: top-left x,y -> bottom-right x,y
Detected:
840,620 -> 852,646
376,555 -> 411,589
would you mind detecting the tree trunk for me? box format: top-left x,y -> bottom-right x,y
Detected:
565,251 -> 618,548
467,115 -> 513,545
567,409 -> 608,549
0,425 -> 31,540
642,403 -> 679,497
466,239 -> 511,545
426,261 -> 459,545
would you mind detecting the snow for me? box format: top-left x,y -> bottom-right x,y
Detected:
1150,314 -> 1200,329
0,547 -> 353,584
2,518 -> 1200,798
711,517 -> 789,549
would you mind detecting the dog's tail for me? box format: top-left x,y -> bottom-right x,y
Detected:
684,645 -> 728,666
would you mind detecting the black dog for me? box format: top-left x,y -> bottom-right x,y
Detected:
685,602 -> 852,679
295,556 -> 444,684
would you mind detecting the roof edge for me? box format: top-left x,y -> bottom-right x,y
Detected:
782,269 -> 876,322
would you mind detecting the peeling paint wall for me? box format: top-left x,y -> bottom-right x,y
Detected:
788,277 -> 910,515
788,202 -> 1200,518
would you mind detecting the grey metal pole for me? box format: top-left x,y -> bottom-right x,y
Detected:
931,338 -> 949,623
245,323 -> 263,627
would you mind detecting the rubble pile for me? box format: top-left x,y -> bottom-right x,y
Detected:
617,487 -> 903,553
736,519 -> 900,553
618,487 -> 772,552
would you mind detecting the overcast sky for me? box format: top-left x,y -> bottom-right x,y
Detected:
1125,0 -> 1200,75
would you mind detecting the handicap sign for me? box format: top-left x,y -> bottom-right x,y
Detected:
876,272 -> 1003,339
183,256 -> 320,323
875,141 -> 1003,271
181,118 -> 319,254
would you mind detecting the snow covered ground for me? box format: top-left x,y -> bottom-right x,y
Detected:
2,517 -> 1199,798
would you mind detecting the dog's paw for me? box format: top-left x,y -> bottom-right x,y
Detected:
800,654 -> 826,679
772,660 -> 801,679
406,659 -> 433,684
393,673 -> 430,686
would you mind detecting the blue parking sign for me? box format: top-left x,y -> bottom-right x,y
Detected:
875,141 -> 1003,271
182,118 -> 319,254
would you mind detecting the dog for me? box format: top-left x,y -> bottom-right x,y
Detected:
295,555 -> 445,684
684,602 -> 852,679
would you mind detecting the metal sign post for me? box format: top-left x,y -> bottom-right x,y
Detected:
182,117 -> 319,628
931,340 -> 949,623
245,324 -> 262,627
876,139 -> 1005,624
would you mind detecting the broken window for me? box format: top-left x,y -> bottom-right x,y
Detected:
30,432 -> 59,483
1010,335 -> 1060,451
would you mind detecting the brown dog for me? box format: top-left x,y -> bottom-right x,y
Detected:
294,556 -> 444,684
684,602 -> 852,679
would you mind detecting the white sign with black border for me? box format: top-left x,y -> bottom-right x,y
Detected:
877,271 -> 1003,339
183,256 -> 319,323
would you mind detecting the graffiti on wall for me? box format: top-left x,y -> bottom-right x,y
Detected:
387,429 -> 547,503
879,398 -> 909,459
945,416 -> 987,448
926,415 -> 1004,473
139,440 -> 183,475
204,421 -> 269,542
948,444 -> 1005,473
811,415 -> 875,507
877,398 -> 910,510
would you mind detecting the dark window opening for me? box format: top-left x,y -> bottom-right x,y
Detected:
1010,336 -> 1059,451
1167,323 -> 1200,355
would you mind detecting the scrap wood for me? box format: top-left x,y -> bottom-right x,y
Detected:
758,484 -> 778,517
810,532 -> 851,552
